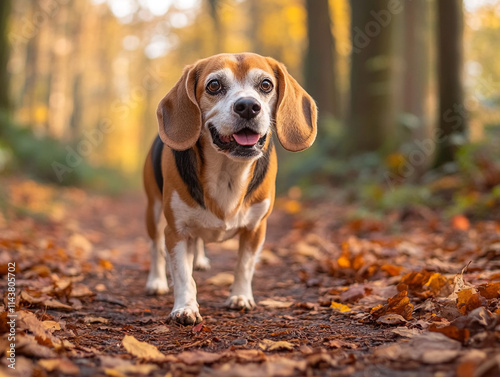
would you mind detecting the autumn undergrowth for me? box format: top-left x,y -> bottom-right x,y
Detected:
0,112 -> 130,193
279,120 -> 500,221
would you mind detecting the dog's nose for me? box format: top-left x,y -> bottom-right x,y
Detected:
233,97 -> 261,120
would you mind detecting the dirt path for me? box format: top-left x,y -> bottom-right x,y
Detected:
1,179 -> 500,376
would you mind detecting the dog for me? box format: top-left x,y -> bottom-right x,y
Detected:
143,53 -> 317,325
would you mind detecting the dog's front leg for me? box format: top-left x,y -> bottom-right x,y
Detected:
227,222 -> 266,310
168,234 -> 202,325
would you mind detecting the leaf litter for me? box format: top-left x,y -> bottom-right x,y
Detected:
0,178 -> 499,376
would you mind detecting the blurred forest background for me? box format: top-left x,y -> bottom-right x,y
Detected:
1,0 -> 500,217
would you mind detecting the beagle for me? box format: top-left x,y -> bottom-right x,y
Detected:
143,53 -> 317,325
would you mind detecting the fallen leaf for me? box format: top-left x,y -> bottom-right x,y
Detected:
371,290 -> 413,320
374,332 -> 461,364
429,324 -> 470,343
38,358 -> 79,375
84,316 -> 109,324
259,298 -> 294,309
71,284 -> 95,298
42,299 -> 74,310
452,215 -> 470,231
330,301 -> 351,313
390,327 -> 422,338
122,335 -> 165,362
259,339 -> 295,351
376,314 -> 407,325
176,350 -> 223,365
99,258 -> 114,271
206,272 -> 234,286
477,282 -> 500,299
105,364 -> 158,376
340,284 -> 372,302
232,349 -> 267,362
456,350 -> 487,377
42,321 -> 61,332
456,288 -> 485,315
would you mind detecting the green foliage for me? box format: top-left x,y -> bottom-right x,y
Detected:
0,112 -> 129,192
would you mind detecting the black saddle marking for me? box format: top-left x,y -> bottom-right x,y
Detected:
245,137 -> 274,200
151,135 -> 164,194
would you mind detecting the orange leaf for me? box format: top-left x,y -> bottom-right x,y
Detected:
456,289 -> 484,315
371,290 -> 413,320
452,215 -> 470,231
429,324 -> 470,343
477,282 -> 500,299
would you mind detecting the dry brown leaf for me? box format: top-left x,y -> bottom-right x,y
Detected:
376,314 -> 407,325
456,350 -> 487,377
206,272 -> 234,286
42,299 -> 74,310
16,335 -> 57,358
477,282 -> 500,299
71,284 -> 95,298
104,364 -> 158,376
41,321 -> 61,332
122,335 -> 165,362
371,290 -> 413,320
429,324 -> 470,343
390,327 -> 423,338
38,358 -> 79,375
340,284 -> 372,303
18,311 -> 59,346
452,215 -> 470,231
259,298 -> 294,309
259,339 -> 295,351
456,288 -> 485,315
232,349 -> 267,362
176,350 -> 223,365
374,332 -> 461,364
399,270 -> 451,297
84,316 -> 109,324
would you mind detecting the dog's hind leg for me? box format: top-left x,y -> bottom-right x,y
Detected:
145,199 -> 169,295
193,238 -> 211,271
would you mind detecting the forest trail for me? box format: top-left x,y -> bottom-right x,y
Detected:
1,178 -> 499,377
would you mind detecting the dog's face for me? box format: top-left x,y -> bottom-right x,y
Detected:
199,62 -> 277,160
156,53 -> 317,158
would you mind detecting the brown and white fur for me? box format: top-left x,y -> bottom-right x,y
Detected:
143,53 -> 317,325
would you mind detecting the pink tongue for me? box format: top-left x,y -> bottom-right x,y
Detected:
233,130 -> 260,146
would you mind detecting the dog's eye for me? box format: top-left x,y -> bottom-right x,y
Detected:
206,79 -> 222,94
260,79 -> 273,93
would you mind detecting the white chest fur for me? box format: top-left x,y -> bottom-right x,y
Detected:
170,191 -> 269,242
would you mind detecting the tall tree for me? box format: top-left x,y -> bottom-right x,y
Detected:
0,0 -> 10,111
348,0 -> 403,153
304,0 -> 339,120
434,0 -> 467,167
402,0 -> 431,139
207,0 -> 223,53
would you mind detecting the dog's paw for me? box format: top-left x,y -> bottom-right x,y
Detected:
145,277 -> 169,295
226,295 -> 256,310
168,307 -> 202,325
194,255 -> 211,271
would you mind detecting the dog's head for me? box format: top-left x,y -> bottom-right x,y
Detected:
157,53 -> 317,160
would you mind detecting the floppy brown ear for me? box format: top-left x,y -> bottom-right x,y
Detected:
157,64 -> 201,151
273,62 -> 317,152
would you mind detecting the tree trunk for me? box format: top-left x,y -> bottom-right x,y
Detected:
348,0 -> 403,153
0,0 -> 11,111
434,0 -> 467,167
402,0 -> 431,137
304,0 -> 338,120
207,0 -> 223,53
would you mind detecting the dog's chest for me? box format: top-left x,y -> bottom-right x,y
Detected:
170,191 -> 269,242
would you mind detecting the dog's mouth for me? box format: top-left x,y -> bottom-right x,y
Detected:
209,124 -> 267,157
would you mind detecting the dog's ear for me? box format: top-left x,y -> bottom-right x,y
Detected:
157,64 -> 201,151
272,61 -> 317,152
